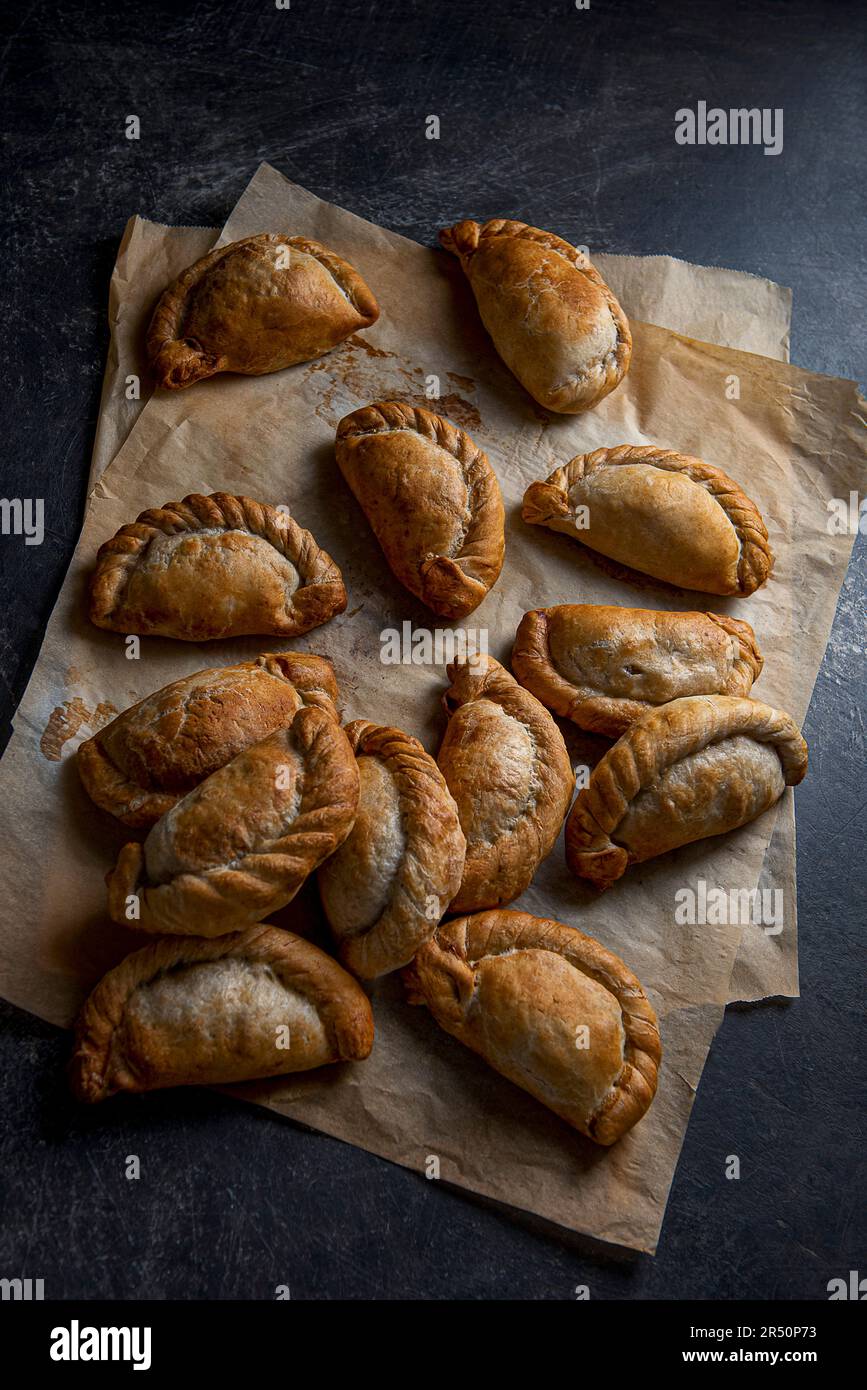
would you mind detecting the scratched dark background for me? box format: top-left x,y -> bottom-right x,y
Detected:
0,0 -> 864,1301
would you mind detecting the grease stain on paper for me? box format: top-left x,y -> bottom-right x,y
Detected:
40,698 -> 117,761
306,337 -> 482,431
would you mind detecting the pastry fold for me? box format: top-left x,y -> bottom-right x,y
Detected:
512,604 -> 763,736
89,492 -> 347,640
437,654 -> 574,912
439,218 -> 631,413
147,232 -> 379,389
565,695 -> 808,889
335,402 -> 505,619
106,707 -> 359,935
78,653 -> 340,829
318,720 -> 466,979
71,925 -> 374,1101
403,910 -> 661,1146
522,445 -> 773,596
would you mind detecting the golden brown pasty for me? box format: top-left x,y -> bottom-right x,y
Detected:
89,492 -> 347,640
437,655 -> 575,912
318,721 -> 466,979
71,925 -> 374,1102
565,695 -> 808,889
106,707 -> 359,936
513,604 -> 763,737
78,653 -> 340,830
335,402 -> 505,619
522,446 -> 773,596
403,910 -> 660,1146
147,233 -> 379,389
439,218 -> 631,413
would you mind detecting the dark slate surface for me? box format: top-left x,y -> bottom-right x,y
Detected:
0,0 -> 864,1300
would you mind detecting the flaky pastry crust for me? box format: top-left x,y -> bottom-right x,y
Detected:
437,654 -> 575,912
318,721 -> 466,979
106,707 -> 359,936
335,402 -> 505,619
512,604 -> 763,736
403,910 -> 661,1146
439,218 -> 631,413
147,232 -> 379,389
565,695 -> 808,889
71,925 -> 374,1102
522,445 -> 773,596
89,492 -> 347,640
78,653 -> 340,829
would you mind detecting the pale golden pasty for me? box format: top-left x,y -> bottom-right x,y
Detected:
147,233 -> 379,389
335,402 -> 505,619
71,925 -> 374,1102
437,655 -> 575,912
440,218 -> 631,413
513,604 -> 763,736
565,695 -> 808,889
522,445 -> 773,596
106,707 -> 359,936
403,910 -> 661,1146
318,721 -> 466,979
89,492 -> 346,640
78,653 -> 340,829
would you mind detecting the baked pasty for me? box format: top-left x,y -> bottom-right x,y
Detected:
106,707 -> 359,936
147,233 -> 379,389
438,655 -> 574,912
89,493 -> 347,640
335,402 -> 505,619
403,910 -> 660,1146
318,721 -> 466,979
522,446 -> 773,596
513,604 -> 763,737
439,218 -> 631,413
71,925 -> 374,1101
565,695 -> 808,889
78,653 -> 340,830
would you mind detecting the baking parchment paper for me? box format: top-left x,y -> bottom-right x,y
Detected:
1,165 -> 863,1251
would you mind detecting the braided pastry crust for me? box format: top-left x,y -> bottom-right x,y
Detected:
335,402 -> 504,619
439,218 -> 631,413
89,492 -> 347,640
438,654 -> 574,912
71,925 -> 374,1102
147,232 -> 379,389
318,720 -> 466,979
522,445 -> 773,596
78,652 -> 341,829
403,909 -> 661,1146
106,706 -> 360,936
512,604 -> 763,736
565,694 -> 808,889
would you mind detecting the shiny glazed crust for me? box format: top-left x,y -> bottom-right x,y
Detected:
565,695 -> 808,889
403,910 -> 661,1146
512,605 -> 763,736
147,233 -> 379,389
318,720 -> 466,979
71,925 -> 374,1102
437,654 -> 575,912
439,218 -> 632,413
335,402 -> 505,619
522,446 -> 773,596
106,707 -> 360,936
89,492 -> 347,640
77,653 -> 341,829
